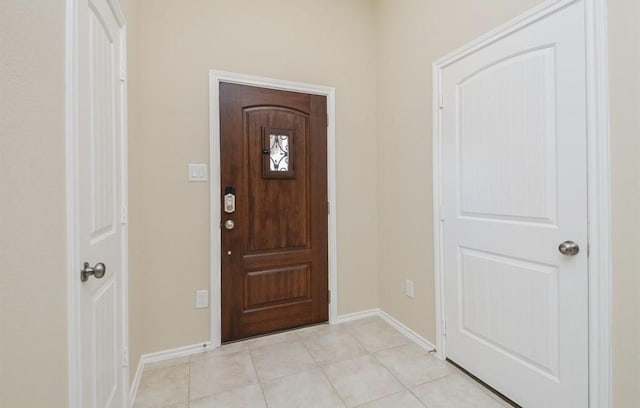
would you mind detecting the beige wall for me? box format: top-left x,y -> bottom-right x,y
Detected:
609,0 -> 640,406
0,1 -> 68,406
376,0 -> 640,406
132,0 -> 379,360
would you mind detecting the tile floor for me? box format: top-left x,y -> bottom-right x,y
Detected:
133,316 -> 510,408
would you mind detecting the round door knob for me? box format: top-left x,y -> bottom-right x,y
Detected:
224,219 -> 235,230
81,262 -> 106,282
558,241 -> 579,256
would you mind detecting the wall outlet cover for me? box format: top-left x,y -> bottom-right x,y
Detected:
195,290 -> 209,309
405,280 -> 415,298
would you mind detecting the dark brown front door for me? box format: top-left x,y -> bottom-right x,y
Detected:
220,83 -> 329,342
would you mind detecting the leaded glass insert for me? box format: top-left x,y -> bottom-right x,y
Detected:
269,134 -> 289,172
262,127 -> 294,179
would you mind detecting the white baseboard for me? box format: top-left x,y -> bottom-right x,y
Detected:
128,358 -> 144,408
377,310 -> 437,353
142,341 -> 212,364
332,308 -> 380,324
128,341 -> 212,408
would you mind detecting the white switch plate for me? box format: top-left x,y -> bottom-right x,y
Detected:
195,290 -> 209,309
188,164 -> 208,182
405,280 -> 415,298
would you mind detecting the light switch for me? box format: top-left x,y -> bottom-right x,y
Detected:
188,164 -> 208,182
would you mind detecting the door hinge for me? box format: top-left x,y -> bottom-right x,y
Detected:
327,114 -> 329,127
442,319 -> 447,336
123,347 -> 129,367
328,290 -> 331,304
121,205 -> 128,224
327,201 -> 331,216
120,66 -> 126,82
439,92 -> 444,110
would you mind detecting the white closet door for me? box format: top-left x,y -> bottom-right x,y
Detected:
441,1 -> 588,407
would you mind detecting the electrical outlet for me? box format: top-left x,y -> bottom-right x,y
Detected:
195,290 -> 209,309
405,280 -> 415,298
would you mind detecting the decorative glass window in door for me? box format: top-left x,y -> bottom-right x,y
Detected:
270,134 -> 289,171
262,128 -> 294,178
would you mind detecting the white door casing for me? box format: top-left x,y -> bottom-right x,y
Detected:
67,0 -> 128,407
438,1 -> 592,407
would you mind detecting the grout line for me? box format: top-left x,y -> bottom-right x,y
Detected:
319,318 -> 411,407
407,386 -> 428,407
339,320 -> 374,353
317,364 -> 349,408
247,345 -> 270,407
364,322 -> 448,407
352,389 -> 427,408
186,358 -> 191,407
369,347 -> 412,400
298,335 -> 349,407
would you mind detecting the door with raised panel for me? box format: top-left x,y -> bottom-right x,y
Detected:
220,83 -> 329,342
77,0 -> 127,406
440,2 -> 588,407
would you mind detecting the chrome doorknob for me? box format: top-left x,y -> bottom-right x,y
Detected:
558,241 -> 579,256
81,262 -> 106,282
224,219 -> 235,230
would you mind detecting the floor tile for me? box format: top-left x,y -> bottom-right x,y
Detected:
411,374 -> 509,408
295,322 -> 342,338
322,355 -> 404,407
133,362 -> 189,408
133,317 -> 515,408
302,328 -> 367,364
374,343 -> 451,387
356,390 -> 425,407
189,351 -> 258,400
189,384 -> 266,408
345,319 -> 411,352
244,330 -> 300,350
262,368 -> 345,408
251,341 -> 317,381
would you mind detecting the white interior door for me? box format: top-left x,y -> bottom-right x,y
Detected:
78,0 -> 126,406
441,2 -> 588,407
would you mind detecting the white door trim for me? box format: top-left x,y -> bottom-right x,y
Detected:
65,0 -> 129,406
208,70 -> 338,347
431,0 -> 611,407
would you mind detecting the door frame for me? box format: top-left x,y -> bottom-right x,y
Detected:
65,0 -> 130,406
209,70 -> 338,347
431,0 -> 611,407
